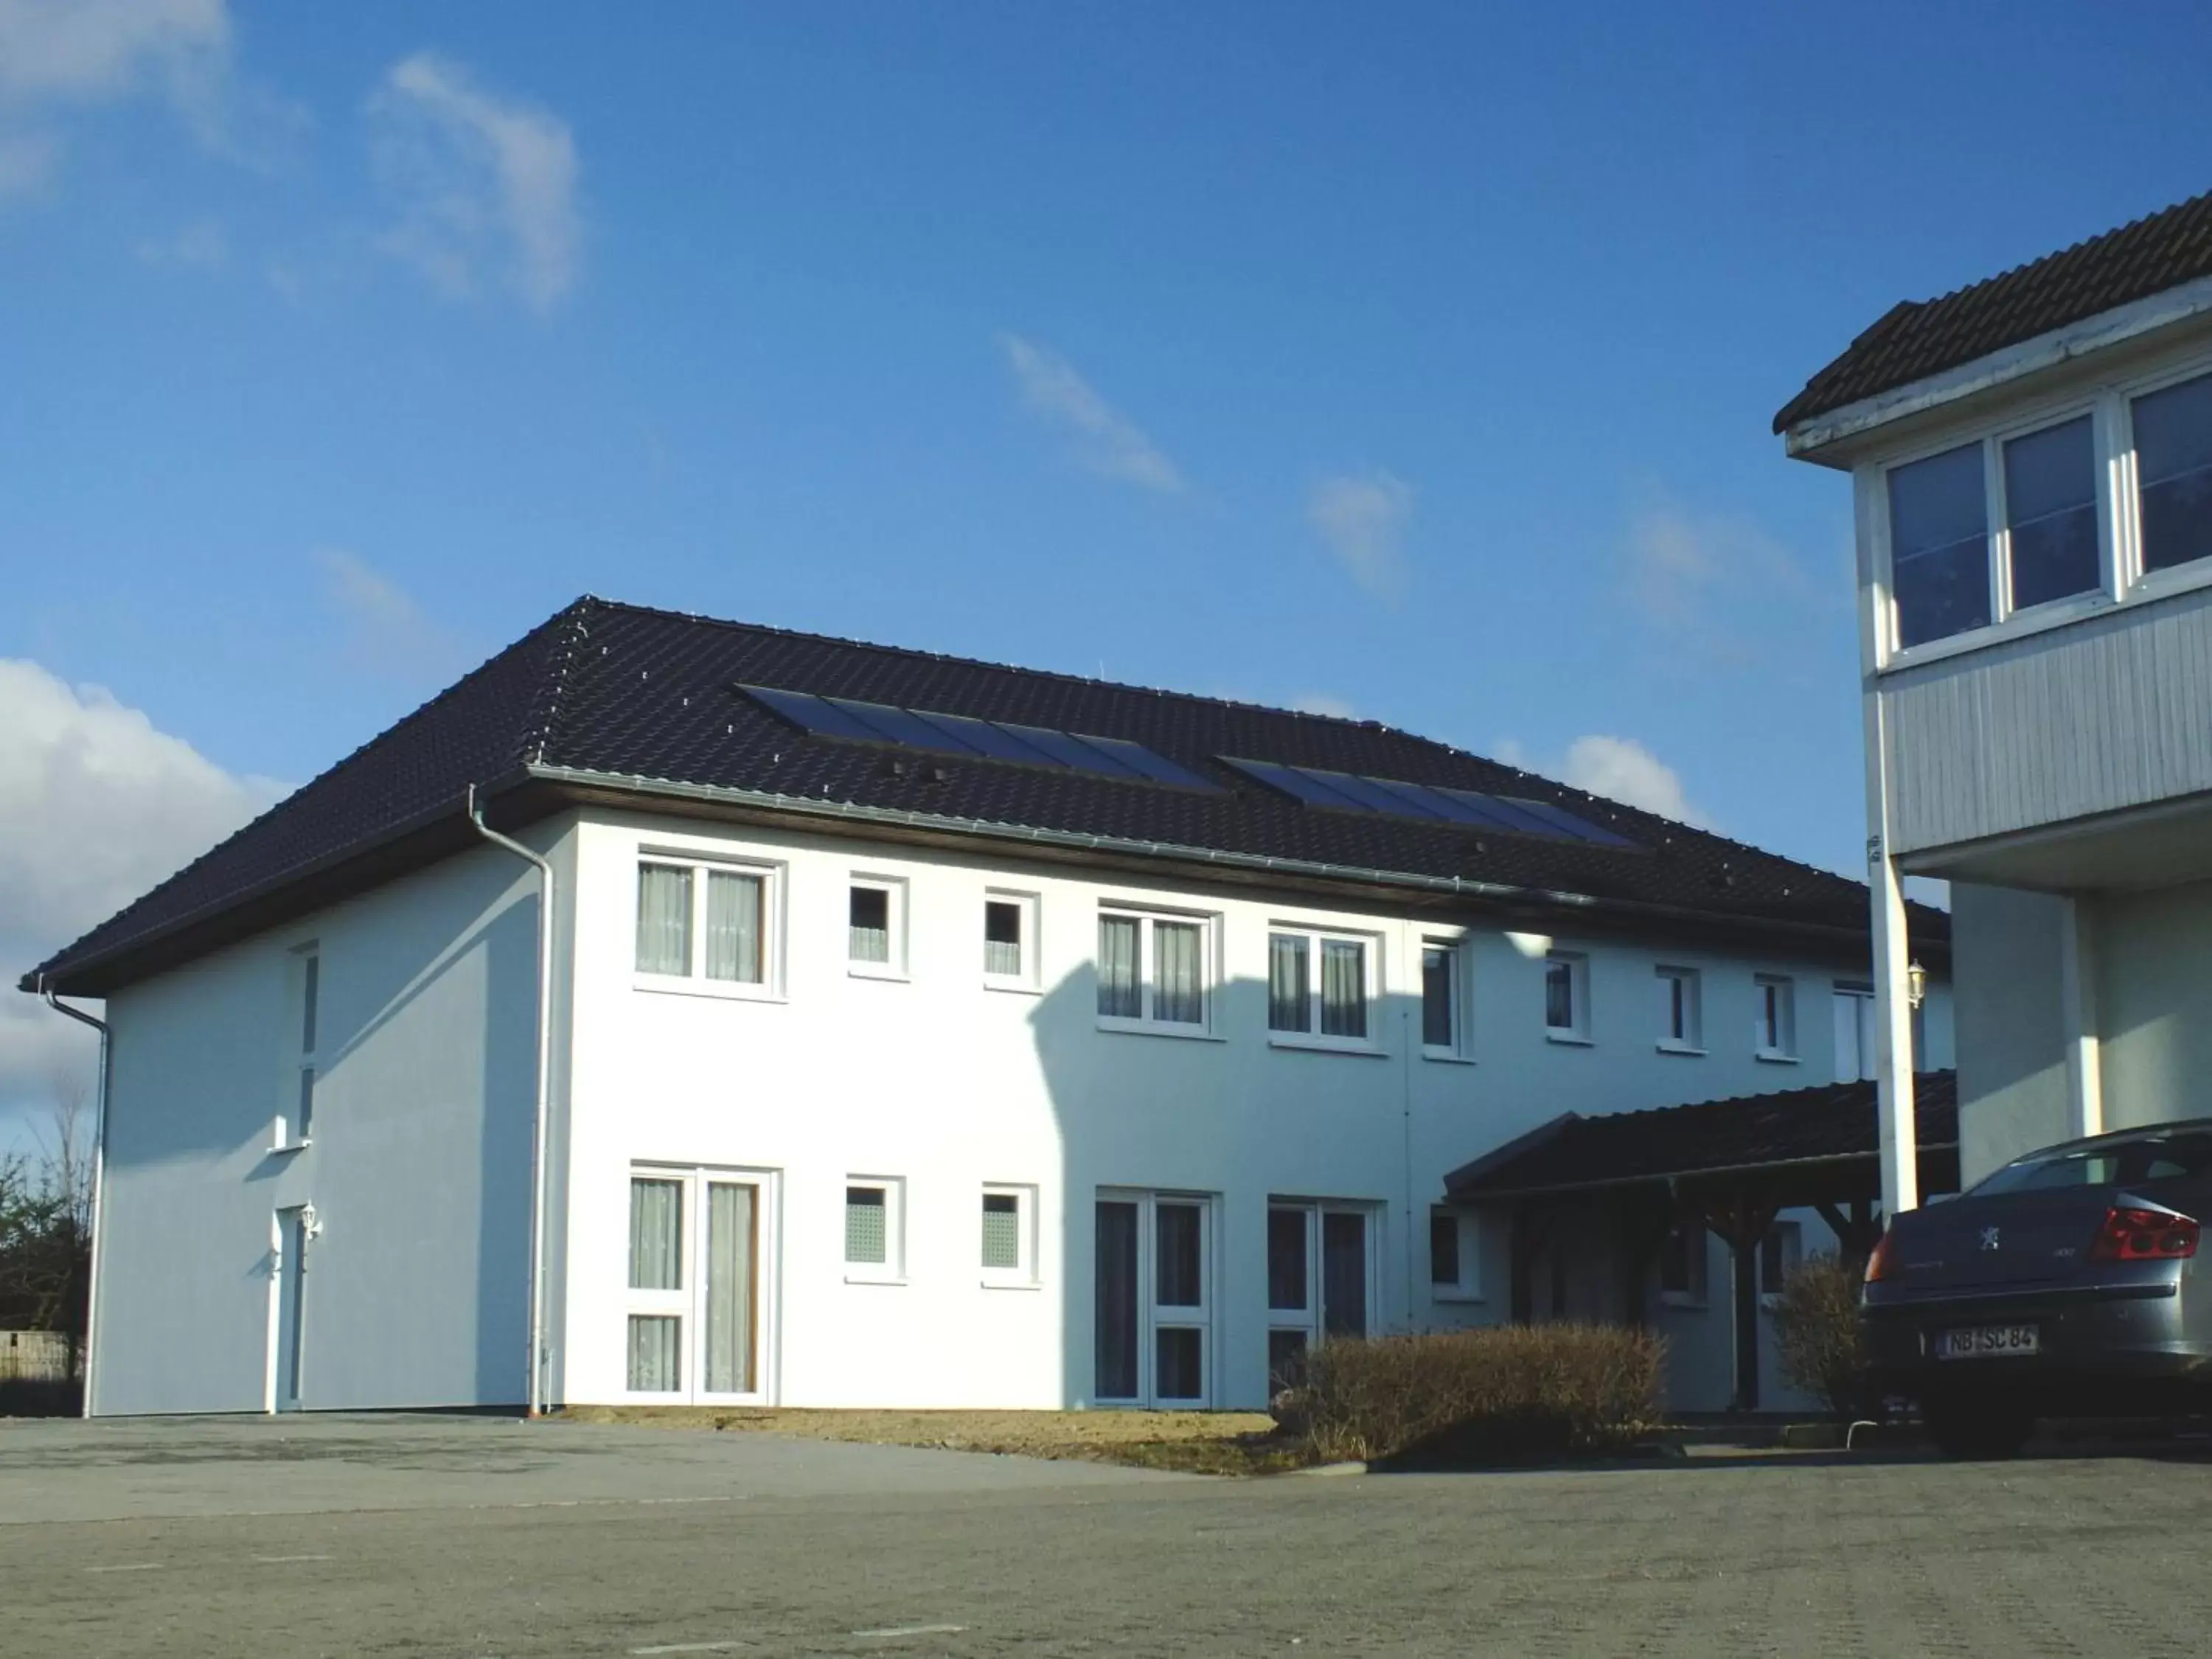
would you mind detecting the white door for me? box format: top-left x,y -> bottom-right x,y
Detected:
273,1206 -> 309,1412
1094,1190 -> 1213,1407
624,1169 -> 772,1403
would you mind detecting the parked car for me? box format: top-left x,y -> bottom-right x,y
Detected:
1861,1119 -> 2212,1458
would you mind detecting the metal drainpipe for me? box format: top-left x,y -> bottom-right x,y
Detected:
40,979 -> 108,1418
465,784 -> 556,1418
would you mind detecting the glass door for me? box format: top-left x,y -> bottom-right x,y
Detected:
1266,1202 -> 1374,1392
1094,1191 -> 1213,1407
625,1169 -> 770,1402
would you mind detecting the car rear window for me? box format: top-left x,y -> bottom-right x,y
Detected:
1972,1132 -> 2212,1195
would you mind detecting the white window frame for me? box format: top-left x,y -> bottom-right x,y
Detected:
1869,345 -> 2212,673
1544,951 -> 1592,1044
1833,981 -> 1877,1083
842,1175 -> 906,1284
1427,1205 -> 1482,1303
979,1183 -> 1040,1287
1266,1201 -> 1380,1385
982,889 -> 1042,993
622,1163 -> 779,1405
1419,935 -> 1473,1062
1094,905 -> 1219,1038
846,873 -> 908,981
274,942 -> 320,1152
631,850 -> 785,1002
1655,964 -> 1703,1055
1266,922 -> 1384,1054
1753,973 -> 1799,1063
1093,1189 -> 1214,1408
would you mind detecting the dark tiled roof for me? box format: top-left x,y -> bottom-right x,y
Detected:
1444,1071 -> 1959,1200
1775,189 -> 2212,435
24,597 -> 1945,993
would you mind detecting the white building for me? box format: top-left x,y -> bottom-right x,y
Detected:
25,598 -> 1950,1416
1778,187 -> 2212,1206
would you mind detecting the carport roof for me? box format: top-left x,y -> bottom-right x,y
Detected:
1443,1070 -> 1959,1202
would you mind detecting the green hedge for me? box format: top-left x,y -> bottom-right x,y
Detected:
1279,1324 -> 1665,1466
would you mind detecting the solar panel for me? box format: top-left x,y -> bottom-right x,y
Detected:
1221,755 -> 1639,849
1073,734 -> 1218,790
739,686 -> 1218,791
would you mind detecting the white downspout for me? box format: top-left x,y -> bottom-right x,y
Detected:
465,784 -> 556,1417
40,981 -> 108,1418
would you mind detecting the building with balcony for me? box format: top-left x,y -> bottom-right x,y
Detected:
1778,188 -> 2212,1206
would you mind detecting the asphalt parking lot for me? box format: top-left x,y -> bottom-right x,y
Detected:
3,1413 -> 2209,1658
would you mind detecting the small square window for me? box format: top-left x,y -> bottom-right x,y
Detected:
1754,975 -> 1798,1061
984,891 -> 1040,990
1656,965 -> 1702,1053
981,1184 -> 1037,1282
844,1179 -> 903,1279
1428,1206 -> 1479,1299
848,877 -> 905,978
1545,953 -> 1590,1042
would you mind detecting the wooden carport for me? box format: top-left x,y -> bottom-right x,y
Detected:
1444,1071 -> 1961,1412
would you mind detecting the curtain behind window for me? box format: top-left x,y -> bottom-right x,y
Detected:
705,872 -> 763,982
628,1178 -> 683,1290
1320,940 -> 1366,1038
627,1315 -> 681,1392
1422,947 -> 1453,1047
1153,921 -> 1203,1024
636,865 -> 692,975
1268,934 -> 1310,1032
1097,915 -> 1141,1018
703,1183 -> 754,1394
984,902 -> 1023,977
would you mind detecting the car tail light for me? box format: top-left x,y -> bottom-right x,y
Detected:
2089,1206 -> 2200,1263
1865,1229 -> 1902,1283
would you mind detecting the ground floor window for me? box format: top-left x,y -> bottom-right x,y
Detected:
625,1166 -> 773,1402
1266,1200 -> 1374,1392
1096,1190 -> 1213,1406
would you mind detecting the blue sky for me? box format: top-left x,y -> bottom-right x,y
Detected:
5,1 -> 2211,1132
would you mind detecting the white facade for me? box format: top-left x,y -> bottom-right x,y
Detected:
83,800 -> 1951,1416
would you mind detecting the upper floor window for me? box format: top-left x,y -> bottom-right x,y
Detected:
1888,442 -> 1992,648
2132,369 -> 2212,574
1834,983 -> 1876,1083
1754,974 -> 1798,1062
847,876 -> 906,978
1097,908 -> 1212,1033
279,945 -> 320,1150
984,890 -> 1040,990
1267,926 -> 1374,1047
2003,415 -> 2101,611
1545,952 -> 1590,1043
1655,964 -> 1702,1054
1422,939 -> 1467,1057
636,858 -> 772,992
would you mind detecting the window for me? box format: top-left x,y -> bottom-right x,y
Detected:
981,1185 -> 1037,1283
2003,415 -> 2101,611
1096,1192 -> 1212,1406
1422,940 -> 1467,1057
2132,369 -> 2212,574
1888,441 -> 1991,648
1655,965 -> 1702,1054
1834,983 -> 1876,1083
1267,1202 -> 1373,1391
275,946 -> 321,1150
1267,926 -> 1376,1047
1545,952 -> 1590,1042
983,891 -> 1040,990
1658,1221 -> 1708,1305
1428,1206 -> 1479,1301
1760,1220 -> 1803,1297
625,1168 -> 768,1400
1753,975 -> 1798,1060
846,877 -> 905,977
1096,908 -> 1212,1033
635,858 -> 773,992
844,1179 -> 903,1279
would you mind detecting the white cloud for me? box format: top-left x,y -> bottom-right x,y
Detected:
133,216 -> 228,271
369,52 -> 581,313
1308,470 -> 1413,597
316,548 -> 462,684
1495,732 -> 1711,827
1624,491 -> 1831,661
0,658 -> 284,1110
998,334 -> 1185,494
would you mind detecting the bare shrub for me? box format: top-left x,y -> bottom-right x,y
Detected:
1281,1324 -> 1666,1467
1769,1253 -> 1867,1419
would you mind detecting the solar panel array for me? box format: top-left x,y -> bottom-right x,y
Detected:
1218,757 -> 1638,848
741,685 -> 1220,790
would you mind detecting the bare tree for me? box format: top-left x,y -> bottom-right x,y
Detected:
0,1086 -> 95,1376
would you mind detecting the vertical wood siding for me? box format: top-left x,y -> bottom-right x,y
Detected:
1884,586 -> 2212,854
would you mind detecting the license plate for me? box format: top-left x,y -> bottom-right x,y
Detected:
1936,1324 -> 2040,1360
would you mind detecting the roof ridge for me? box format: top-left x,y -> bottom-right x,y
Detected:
519,595 -> 600,766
